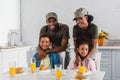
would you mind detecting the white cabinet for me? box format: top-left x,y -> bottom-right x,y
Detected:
99,48 -> 120,80
0,52 -> 2,74
99,49 -> 112,80
1,50 -> 18,73
0,46 -> 34,73
17,47 -> 30,67
112,50 -> 120,80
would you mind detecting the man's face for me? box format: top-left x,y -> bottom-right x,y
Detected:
75,16 -> 88,29
46,18 -> 57,30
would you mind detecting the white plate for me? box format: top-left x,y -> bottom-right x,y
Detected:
83,71 -> 94,76
16,72 -> 28,75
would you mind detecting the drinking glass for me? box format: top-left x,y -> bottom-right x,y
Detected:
30,58 -> 36,73
55,64 -> 62,80
78,62 -> 86,74
9,61 -> 16,78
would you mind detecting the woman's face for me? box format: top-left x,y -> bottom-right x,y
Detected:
75,16 -> 88,29
77,44 -> 89,57
46,18 -> 57,30
40,37 -> 51,50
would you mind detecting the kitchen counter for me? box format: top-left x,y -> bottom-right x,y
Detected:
0,46 -> 33,52
97,46 -> 120,49
0,46 -> 36,73
70,46 -> 120,50
0,70 -> 105,80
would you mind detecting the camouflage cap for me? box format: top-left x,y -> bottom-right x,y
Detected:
73,8 -> 89,20
46,12 -> 58,20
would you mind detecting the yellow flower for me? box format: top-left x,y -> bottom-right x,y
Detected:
98,30 -> 108,39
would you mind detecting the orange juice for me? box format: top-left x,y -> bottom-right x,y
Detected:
9,67 -> 16,77
55,70 -> 62,79
30,63 -> 36,72
78,66 -> 86,74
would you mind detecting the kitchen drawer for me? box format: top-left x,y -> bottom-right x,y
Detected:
100,64 -> 112,77
101,56 -> 112,64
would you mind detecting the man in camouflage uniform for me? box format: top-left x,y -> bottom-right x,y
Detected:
37,12 -> 70,69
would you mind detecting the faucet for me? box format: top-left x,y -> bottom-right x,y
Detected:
8,31 -> 18,46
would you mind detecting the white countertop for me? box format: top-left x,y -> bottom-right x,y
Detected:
97,46 -> 120,49
1,45 -> 120,52
70,46 -> 120,50
0,69 -> 105,80
0,46 -> 33,52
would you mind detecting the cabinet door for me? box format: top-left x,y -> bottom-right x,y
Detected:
101,64 -> 112,80
17,47 -> 30,67
0,52 -> 2,74
112,50 -> 120,80
99,49 -> 112,80
1,50 -> 18,73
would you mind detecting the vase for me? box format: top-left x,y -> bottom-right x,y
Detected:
98,38 -> 104,46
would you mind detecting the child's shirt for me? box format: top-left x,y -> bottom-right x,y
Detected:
33,52 -> 60,68
68,58 -> 96,71
40,55 -> 51,69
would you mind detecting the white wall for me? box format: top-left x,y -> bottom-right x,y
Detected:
0,0 -> 20,46
21,0 -> 120,46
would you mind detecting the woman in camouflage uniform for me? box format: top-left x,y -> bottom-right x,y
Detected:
73,8 -> 98,65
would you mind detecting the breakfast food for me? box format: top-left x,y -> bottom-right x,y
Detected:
74,72 -> 86,80
16,67 -> 23,74
39,65 -> 48,70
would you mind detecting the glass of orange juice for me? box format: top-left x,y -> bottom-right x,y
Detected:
30,58 -> 36,73
55,64 -> 62,80
78,62 -> 86,74
78,66 -> 86,74
9,61 -> 16,78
